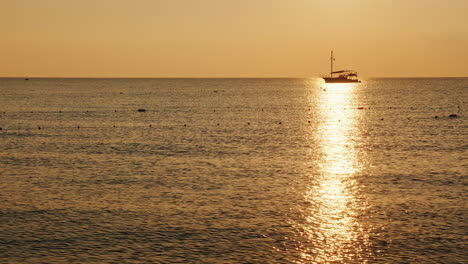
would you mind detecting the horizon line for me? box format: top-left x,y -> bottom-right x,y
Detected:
1,76 -> 468,79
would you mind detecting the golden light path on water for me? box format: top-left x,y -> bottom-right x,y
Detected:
299,82 -> 370,263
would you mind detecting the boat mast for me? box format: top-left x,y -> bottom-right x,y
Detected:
330,50 -> 334,77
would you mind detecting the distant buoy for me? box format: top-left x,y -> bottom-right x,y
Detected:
184,124 -> 187,127
278,122 -> 282,124
217,123 -> 220,126
149,124 -> 152,127
77,126 -> 80,129
0,127 -> 2,130
247,122 -> 250,125
38,126 -> 41,129
449,114 -> 458,118
137,109 -> 146,112
435,116 -> 439,119
25,78 -> 29,81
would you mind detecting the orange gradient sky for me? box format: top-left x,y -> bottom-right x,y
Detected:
1,0 -> 467,77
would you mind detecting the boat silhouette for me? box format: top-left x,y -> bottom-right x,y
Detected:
322,51 -> 361,83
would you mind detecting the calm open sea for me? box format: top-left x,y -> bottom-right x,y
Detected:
0,78 -> 466,263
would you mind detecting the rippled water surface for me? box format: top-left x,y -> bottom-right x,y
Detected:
0,78 -> 466,263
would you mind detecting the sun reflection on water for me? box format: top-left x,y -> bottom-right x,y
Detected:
299,82 -> 370,263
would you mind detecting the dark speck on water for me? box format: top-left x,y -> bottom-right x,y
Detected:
0,77 -> 466,264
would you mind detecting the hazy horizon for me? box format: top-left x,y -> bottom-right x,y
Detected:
2,0 -> 467,78
2,76 -> 468,79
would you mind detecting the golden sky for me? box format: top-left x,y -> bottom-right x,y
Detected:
1,0 -> 467,77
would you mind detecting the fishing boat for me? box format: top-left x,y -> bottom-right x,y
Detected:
322,51 -> 360,83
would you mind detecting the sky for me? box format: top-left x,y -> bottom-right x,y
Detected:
1,0 -> 467,78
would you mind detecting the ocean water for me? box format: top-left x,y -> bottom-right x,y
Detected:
0,78 -> 466,263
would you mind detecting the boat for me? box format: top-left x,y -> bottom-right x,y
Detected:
322,51 -> 360,83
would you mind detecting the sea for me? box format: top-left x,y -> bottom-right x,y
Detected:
0,78 -> 466,263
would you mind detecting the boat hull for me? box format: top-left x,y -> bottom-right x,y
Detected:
323,77 -> 361,83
